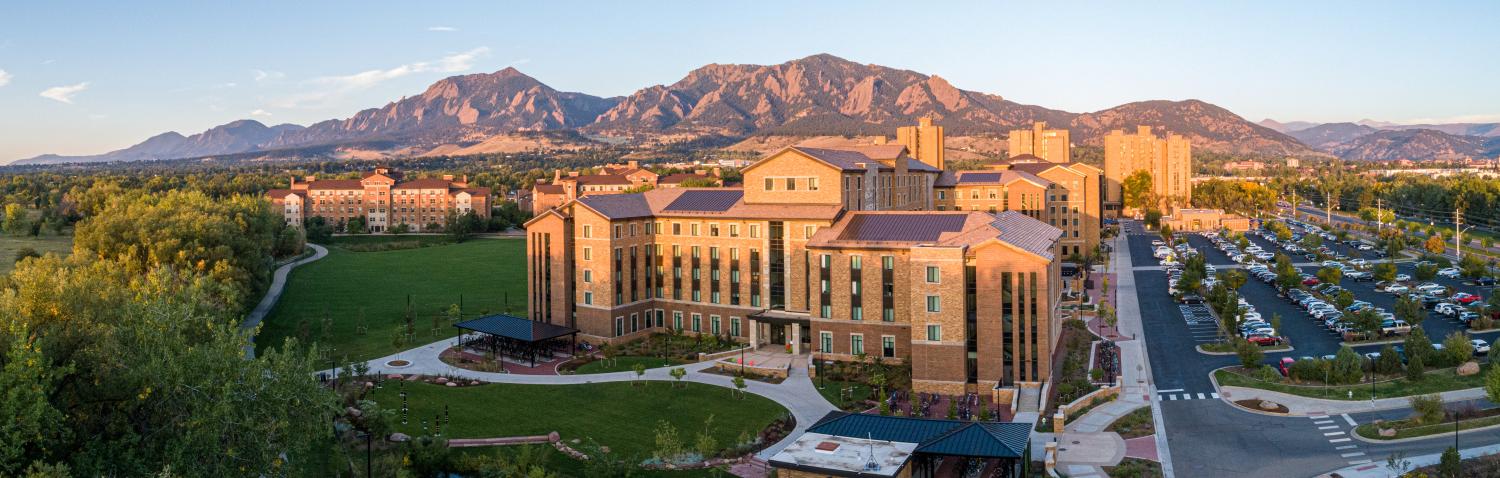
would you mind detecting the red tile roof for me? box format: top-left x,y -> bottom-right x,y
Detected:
393,178 -> 454,190
305,179 -> 365,190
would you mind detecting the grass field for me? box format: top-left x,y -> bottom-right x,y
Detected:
570,356 -> 689,374
256,238 -> 526,362
367,380 -> 787,462
0,234 -> 72,274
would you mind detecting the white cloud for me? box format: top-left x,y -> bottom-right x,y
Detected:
271,47 -> 489,108
251,69 -> 285,82
39,82 -> 89,104
428,26 -> 458,32
250,109 -> 272,117
0,69 -> 11,87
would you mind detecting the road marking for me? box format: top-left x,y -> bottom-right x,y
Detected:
1318,425 -> 1339,430
1329,438 -> 1352,443
1166,394 -> 1176,400
1348,459 -> 1372,465
1336,445 -> 1358,450
1157,388 -> 1184,393
1310,414 -> 1329,419
1342,414 -> 1357,427
1210,392 -> 1220,399
1314,420 -> 1335,425
1323,431 -> 1345,436
1341,452 -> 1365,458
1197,393 -> 1206,399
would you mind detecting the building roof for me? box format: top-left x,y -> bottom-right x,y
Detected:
576,193 -> 655,219
534,184 -> 566,195
305,179 -> 365,190
843,144 -> 908,161
1007,153 -> 1047,163
1006,162 -> 1082,177
934,170 -> 1052,188
755,146 -> 940,175
803,411 -> 1031,459
394,178 -> 456,190
266,189 -> 298,200
453,314 -> 577,342
662,189 -> 741,212
658,173 -> 716,185
989,210 -> 1063,260
835,214 -> 971,243
789,147 -> 879,171
768,432 -> 917,478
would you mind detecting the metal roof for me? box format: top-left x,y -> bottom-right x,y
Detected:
453,314 -> 578,342
576,193 -> 654,219
662,189 -> 742,212
836,214 -> 969,243
804,412 -> 1031,459
957,172 -> 1002,184
991,210 -> 1062,260
914,422 -> 1031,458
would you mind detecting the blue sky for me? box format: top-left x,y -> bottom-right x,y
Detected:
1,0 -> 1497,162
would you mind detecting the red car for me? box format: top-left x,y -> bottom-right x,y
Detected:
1302,277 -> 1321,286
1454,293 -> 1482,305
1278,357 -> 1296,376
1247,334 -> 1282,346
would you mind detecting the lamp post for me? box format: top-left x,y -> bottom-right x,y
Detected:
356,431 -> 372,477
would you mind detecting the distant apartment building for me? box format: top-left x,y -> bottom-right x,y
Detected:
526,124 -> 1067,393
267,167 -> 491,231
895,117 -> 946,170
1103,126 -> 1192,215
1222,160 -> 1264,172
530,161 -> 721,215
1008,121 -> 1072,164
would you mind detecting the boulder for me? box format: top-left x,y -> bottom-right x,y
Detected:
1258,400 -> 1281,411
1379,428 -> 1396,437
389,432 -> 411,442
435,377 -> 449,384
446,382 -> 458,387
1459,361 -> 1481,376
548,431 -> 560,442
386,374 -> 403,380
345,407 -> 363,418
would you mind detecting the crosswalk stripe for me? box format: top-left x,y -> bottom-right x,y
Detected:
1197,393 -> 1206,399
1329,438 -> 1352,443
1348,459 -> 1372,465
1314,420 -> 1335,425
1335,445 -> 1358,450
1341,452 -> 1366,458
1166,394 -> 1176,400
1318,425 -> 1339,430
1310,415 -> 1330,419
1210,393 -> 1220,399
1323,431 -> 1345,436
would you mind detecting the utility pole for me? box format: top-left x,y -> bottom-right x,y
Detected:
1456,207 -> 1464,262
1376,198 -> 1383,234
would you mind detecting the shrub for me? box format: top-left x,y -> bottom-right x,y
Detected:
1235,338 -> 1264,369
1406,354 -> 1426,382
1375,344 -> 1402,375
1288,358 -> 1325,382
1409,394 -> 1445,426
1332,346 -> 1363,384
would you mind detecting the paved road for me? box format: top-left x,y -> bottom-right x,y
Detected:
243,243 -> 329,358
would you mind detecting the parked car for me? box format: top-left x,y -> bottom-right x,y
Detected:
1246,334 -> 1282,346
1435,302 -> 1462,316
1386,284 -> 1410,294
1473,339 -> 1491,355
1278,357 -> 1297,377
1303,277 -> 1321,286
1460,311 -> 1482,325
1479,277 -> 1497,286
1453,293 -> 1482,305
1438,268 -> 1462,279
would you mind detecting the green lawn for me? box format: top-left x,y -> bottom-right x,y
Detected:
1356,412 -> 1500,440
257,239 -> 526,362
326,234 -> 458,251
1215,365 -> 1490,401
0,233 -> 72,274
366,380 -> 787,462
570,356 -> 689,374
1107,406 -> 1156,439
815,380 -> 875,411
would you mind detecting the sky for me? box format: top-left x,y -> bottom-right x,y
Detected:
1,0 -> 1498,162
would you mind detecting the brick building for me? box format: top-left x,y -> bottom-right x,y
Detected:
525,138 -> 1065,393
267,167 -> 491,232
1103,125 -> 1192,216
530,161 -> 723,215
1008,121 -> 1072,164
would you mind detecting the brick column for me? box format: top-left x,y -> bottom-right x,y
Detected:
749,319 -> 759,350
791,323 -> 801,354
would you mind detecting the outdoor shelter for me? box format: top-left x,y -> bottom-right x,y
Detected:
770,411 -> 1032,478
453,314 -> 578,367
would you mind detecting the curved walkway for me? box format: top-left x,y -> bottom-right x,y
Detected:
243,243 -> 329,358
351,336 -> 837,460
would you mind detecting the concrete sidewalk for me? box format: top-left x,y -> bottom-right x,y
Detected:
1217,384 -> 1489,417
243,243 -> 328,359
1317,442 -> 1500,478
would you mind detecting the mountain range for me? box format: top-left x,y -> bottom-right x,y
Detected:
1259,118 -> 1500,161
19,54 -> 1494,165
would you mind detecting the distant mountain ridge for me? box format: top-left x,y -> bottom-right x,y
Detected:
1262,117 -> 1500,161
19,54 -> 1345,164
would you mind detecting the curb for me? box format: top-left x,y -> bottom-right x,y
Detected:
1349,420 -> 1500,444
1196,344 -> 1293,356
1208,368 -> 1296,417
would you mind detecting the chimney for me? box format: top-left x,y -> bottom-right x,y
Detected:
289,176 -> 296,187
919,117 -> 933,127
872,136 -> 888,145
1137,125 -> 1152,136
553,170 -> 562,182
568,171 -> 580,177
628,160 -> 639,169
304,175 -> 317,183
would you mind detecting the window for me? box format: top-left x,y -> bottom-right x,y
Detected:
785,178 -> 796,190
749,224 -> 760,238
691,223 -> 700,236
882,336 -> 896,358
615,317 -> 623,337
820,304 -> 831,318
710,315 -> 721,335
582,225 -> 593,238
851,306 -> 863,321
882,256 -> 894,270
926,266 -> 940,283
582,247 -> 592,261
613,225 -> 622,238
926,295 -> 941,312
764,178 -> 774,190
937,190 -> 947,200
709,224 -> 720,237
927,324 -> 942,341
582,269 -> 592,283
820,332 -> 833,353
673,223 -> 682,235
729,224 -> 739,237
583,291 -> 593,305
808,177 -> 819,191
730,317 -> 741,337
805,225 -> 815,238
673,311 -> 683,331
850,334 -> 864,355
691,314 -> 702,332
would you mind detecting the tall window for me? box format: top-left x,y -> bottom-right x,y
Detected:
820,332 -> 832,353
927,324 -> 942,341
926,266 -> 940,283
926,295 -> 941,312
882,336 -> 896,358
582,225 -> 592,238
850,335 -> 864,356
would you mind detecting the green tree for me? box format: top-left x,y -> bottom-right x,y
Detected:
1395,295 -> 1425,327
1404,328 -> 1436,365
1375,344 -> 1401,375
1123,170 -> 1155,213
652,420 -> 683,462
1274,254 -> 1302,292
1443,331 -> 1474,365
633,362 -> 647,385
1373,262 -> 1397,282
1460,254 -> 1488,279
1219,269 -> 1248,291
669,367 -> 686,388
0,332 -> 68,475
1316,266 -> 1343,286
1415,263 -> 1439,281
1485,363 -> 1500,404
1425,234 -> 1446,255
1235,338 -> 1264,369
1438,446 -> 1461,478
2,204 -> 30,236
1334,290 -> 1356,310
694,415 -> 718,458
1332,346 -> 1363,384
1409,394 -> 1444,425
732,375 -> 747,399
1406,353 -> 1426,381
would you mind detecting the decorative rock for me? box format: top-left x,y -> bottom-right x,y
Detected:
446,382 -> 458,387
1258,400 -> 1281,411
435,377 -> 449,384
1459,361 -> 1481,376
345,407 -> 363,417
387,374 -> 403,380
1379,428 -> 1396,437
548,431 -> 560,442
389,432 -> 411,442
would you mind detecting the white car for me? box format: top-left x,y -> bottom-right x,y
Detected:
1349,259 -> 1369,268
1395,274 -> 1412,282
1438,268 -> 1462,278
1434,302 -> 1461,316
1358,243 -> 1375,251
1474,339 -> 1491,355
1386,284 -> 1410,294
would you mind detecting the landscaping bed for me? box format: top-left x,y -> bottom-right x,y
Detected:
1107,406 -> 1156,439
1199,341 -> 1291,354
1356,406 -> 1500,440
1038,320 -> 1099,420
1214,365 -> 1489,401
562,355 -> 688,374
1103,457 -> 1163,478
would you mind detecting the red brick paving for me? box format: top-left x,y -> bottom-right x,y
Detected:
1124,434 -> 1159,462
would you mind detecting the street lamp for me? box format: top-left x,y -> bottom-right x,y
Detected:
355,431 -> 372,477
